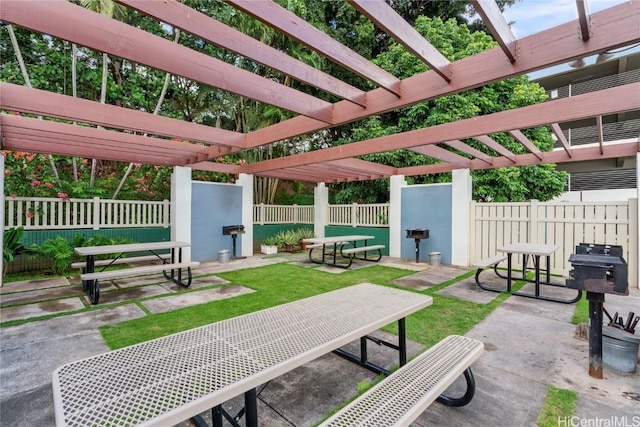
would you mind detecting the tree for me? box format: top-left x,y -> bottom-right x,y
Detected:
331,17 -> 567,203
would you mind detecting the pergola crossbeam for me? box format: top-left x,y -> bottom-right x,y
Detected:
115,0 -> 367,108
348,0 -> 452,82
470,0 -> 517,62
224,0 -> 402,97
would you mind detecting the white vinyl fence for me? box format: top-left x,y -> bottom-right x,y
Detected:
4,197 -> 170,230
328,203 -> 389,227
469,199 -> 638,280
253,204 -> 314,224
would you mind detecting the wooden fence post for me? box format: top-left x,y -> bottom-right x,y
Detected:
163,199 -> 170,228
529,199 -> 539,244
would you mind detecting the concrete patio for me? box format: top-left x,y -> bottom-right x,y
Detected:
1,254 -> 638,426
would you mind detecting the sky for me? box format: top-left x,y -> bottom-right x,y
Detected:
500,0 -> 639,78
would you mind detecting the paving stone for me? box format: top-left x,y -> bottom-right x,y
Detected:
0,297 -> 85,322
0,284 -> 84,307
393,265 -> 471,290
160,274 -> 229,291
437,275 -> 502,304
142,284 -> 255,314
0,276 -> 70,294
92,284 -> 170,305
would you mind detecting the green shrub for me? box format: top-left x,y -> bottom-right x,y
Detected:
3,227 -> 38,277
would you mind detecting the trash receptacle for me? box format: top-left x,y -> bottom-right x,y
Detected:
218,249 -> 230,264
429,251 -> 441,267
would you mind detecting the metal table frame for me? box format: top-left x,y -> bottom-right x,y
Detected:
74,241 -> 191,304
304,235 -> 375,268
52,283 -> 432,427
479,243 -> 582,304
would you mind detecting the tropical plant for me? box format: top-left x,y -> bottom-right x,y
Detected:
262,236 -> 279,246
297,228 -> 315,240
274,230 -> 301,251
3,227 -> 38,278
35,236 -> 75,275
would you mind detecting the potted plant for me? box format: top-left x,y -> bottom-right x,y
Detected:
261,236 -> 278,255
297,228 -> 315,249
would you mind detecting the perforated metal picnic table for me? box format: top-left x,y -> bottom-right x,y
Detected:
52,283 -> 432,427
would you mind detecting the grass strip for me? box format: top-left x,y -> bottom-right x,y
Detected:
536,385 -> 578,427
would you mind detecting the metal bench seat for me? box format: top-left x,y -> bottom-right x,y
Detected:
319,335 -> 484,427
80,262 -> 199,282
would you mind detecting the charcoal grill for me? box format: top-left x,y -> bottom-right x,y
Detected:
567,243 -> 628,379
406,228 -> 429,263
222,225 -> 245,259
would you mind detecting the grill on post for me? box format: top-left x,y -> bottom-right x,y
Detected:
222,225 -> 245,260
406,228 -> 429,263
567,243 -> 628,379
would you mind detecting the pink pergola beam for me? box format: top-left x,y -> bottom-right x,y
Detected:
410,145 -> 471,167
0,0 -> 334,124
242,83 -> 640,173
242,2 -> 640,149
116,0 -> 367,108
471,0 -> 517,62
0,83 -> 243,151
348,0 -> 452,82
224,0 -> 402,96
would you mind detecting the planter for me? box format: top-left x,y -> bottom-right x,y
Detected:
261,245 -> 278,255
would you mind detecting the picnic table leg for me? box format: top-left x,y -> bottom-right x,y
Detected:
398,318 -> 407,366
84,255 -> 100,305
506,253 -> 513,293
534,255 -> 541,297
244,388 -> 258,427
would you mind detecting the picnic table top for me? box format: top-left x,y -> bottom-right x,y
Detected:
303,235 -> 375,244
74,241 -> 190,256
498,242 -> 559,256
52,283 -> 432,427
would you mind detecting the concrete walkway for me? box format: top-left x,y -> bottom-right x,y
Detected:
1,255 -> 638,426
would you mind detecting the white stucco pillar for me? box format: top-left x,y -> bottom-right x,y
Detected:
451,169 -> 472,266
389,175 -> 406,258
237,173 -> 254,257
1,153 -> 5,280
171,166 -> 192,262
314,182 -> 328,238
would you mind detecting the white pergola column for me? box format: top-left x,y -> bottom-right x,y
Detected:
451,169 -> 472,266
633,153 -> 640,290
171,166 -> 192,262
238,173 -> 254,257
314,182 -> 328,238
389,175 -> 406,258
1,153 -> 5,279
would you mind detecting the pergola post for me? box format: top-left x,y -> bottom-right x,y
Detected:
389,175 -> 406,258
238,173 -> 254,257
171,166 -> 192,262
1,153 -> 4,279
314,182 -> 328,238
451,169 -> 472,266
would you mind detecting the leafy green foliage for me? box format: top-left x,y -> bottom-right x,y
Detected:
3,227 -> 37,269
36,236 -> 75,275
331,16 -> 567,203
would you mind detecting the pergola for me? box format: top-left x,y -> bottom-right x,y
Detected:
1,0 -> 639,183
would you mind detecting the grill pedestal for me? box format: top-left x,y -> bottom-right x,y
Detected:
567,243 -> 628,379
406,229 -> 429,263
222,225 -> 246,260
